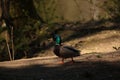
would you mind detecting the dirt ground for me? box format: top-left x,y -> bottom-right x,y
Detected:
0,30 -> 120,80
0,50 -> 120,80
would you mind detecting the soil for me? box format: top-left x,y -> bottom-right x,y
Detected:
0,50 -> 120,80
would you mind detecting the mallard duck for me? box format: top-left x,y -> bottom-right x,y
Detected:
53,45 -> 80,63
52,31 -> 80,63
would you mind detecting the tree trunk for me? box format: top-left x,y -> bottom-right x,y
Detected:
2,20 -> 12,61
0,0 -> 14,61
0,0 -> 2,19
3,0 -> 15,60
6,40 -> 12,61
11,26 -> 14,60
24,51 -> 27,58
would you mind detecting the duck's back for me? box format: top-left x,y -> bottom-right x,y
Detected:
60,46 -> 80,58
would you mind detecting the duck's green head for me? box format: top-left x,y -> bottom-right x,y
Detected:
52,31 -> 61,45
55,34 -> 61,45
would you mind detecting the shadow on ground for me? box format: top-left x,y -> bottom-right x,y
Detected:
0,59 -> 120,80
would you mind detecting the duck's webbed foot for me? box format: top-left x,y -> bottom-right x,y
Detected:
58,58 -> 64,64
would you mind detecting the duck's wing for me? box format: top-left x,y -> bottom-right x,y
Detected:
63,46 -> 80,52
60,46 -> 80,58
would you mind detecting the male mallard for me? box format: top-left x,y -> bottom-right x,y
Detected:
54,45 -> 80,63
52,31 -> 80,63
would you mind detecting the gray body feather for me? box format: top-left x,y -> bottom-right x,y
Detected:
54,45 -> 80,58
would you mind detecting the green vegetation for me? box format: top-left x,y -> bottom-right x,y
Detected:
103,0 -> 120,22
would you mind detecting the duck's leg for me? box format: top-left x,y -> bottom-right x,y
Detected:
61,58 -> 64,64
71,57 -> 75,63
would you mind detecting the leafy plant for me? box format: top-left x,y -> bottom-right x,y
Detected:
103,0 -> 120,22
